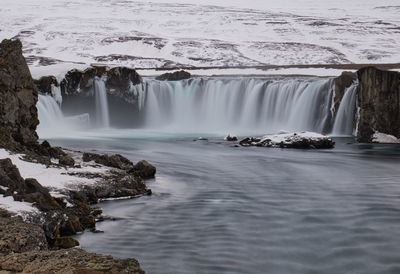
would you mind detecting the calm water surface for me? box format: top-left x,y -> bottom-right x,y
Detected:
49,136 -> 400,274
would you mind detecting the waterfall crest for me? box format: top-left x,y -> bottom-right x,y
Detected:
37,77 -> 359,137
141,78 -> 337,134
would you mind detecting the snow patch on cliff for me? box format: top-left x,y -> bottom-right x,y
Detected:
372,131 -> 400,144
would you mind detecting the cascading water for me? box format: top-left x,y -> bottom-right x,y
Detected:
141,78 -> 336,134
94,78 -> 110,128
331,83 -> 358,136
37,94 -> 90,138
37,77 -> 359,137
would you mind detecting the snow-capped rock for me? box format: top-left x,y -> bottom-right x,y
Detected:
239,131 -> 335,149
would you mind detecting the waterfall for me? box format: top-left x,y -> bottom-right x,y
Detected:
37,76 -> 359,137
141,78 -> 336,134
331,83 -> 358,136
37,94 -> 90,137
94,78 -> 110,128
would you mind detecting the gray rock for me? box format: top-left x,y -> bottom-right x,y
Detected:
83,152 -> 134,170
129,160 -> 156,179
0,212 -> 48,254
356,67 -> 400,142
59,155 -> 75,167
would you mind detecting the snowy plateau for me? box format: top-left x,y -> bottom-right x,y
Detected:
0,0 -> 400,77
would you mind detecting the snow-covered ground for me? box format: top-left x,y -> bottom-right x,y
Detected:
0,148 -> 110,216
0,149 -> 106,191
1,0 -> 399,77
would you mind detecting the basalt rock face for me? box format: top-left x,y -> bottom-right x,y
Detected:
0,39 -> 39,149
356,67 -> 400,142
60,66 -> 142,99
156,70 -> 191,81
34,75 -> 58,95
59,66 -> 143,127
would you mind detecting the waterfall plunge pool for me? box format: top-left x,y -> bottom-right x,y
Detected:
45,136 -> 400,274
37,76 -> 400,274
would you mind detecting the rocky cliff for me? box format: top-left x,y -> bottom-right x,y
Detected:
46,66 -> 144,127
0,39 -> 38,149
356,67 -> 400,142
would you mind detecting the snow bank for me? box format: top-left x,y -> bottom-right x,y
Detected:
0,149 -> 108,191
372,131 -> 400,144
0,195 -> 39,216
1,0 -> 399,77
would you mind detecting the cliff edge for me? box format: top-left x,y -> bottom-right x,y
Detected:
0,39 -> 38,149
356,67 -> 400,142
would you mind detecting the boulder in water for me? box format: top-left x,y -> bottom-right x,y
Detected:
239,132 -> 335,149
224,134 -> 238,141
129,160 -> 156,179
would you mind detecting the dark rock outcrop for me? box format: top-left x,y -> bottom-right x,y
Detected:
83,152 -> 156,179
333,71 -> 357,112
239,132 -> 335,149
0,39 -> 39,149
0,248 -> 144,273
129,160 -> 157,179
59,66 -> 143,127
356,67 -> 400,142
34,75 -> 58,95
0,210 -> 48,255
0,158 -> 60,211
156,70 -> 191,81
83,152 -> 134,170
60,66 -> 141,99
224,134 -> 238,141
58,155 -> 75,167
0,210 -> 144,273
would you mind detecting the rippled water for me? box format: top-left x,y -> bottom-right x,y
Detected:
49,136 -> 400,274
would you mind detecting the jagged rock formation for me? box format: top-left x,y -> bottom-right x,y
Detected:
83,152 -> 156,179
356,67 -> 400,142
51,66 -> 144,127
0,39 -> 152,272
60,66 -> 141,99
0,158 -> 60,211
0,39 -> 39,149
0,210 -> 144,273
34,75 -> 58,95
0,209 -> 48,254
156,70 -> 191,81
